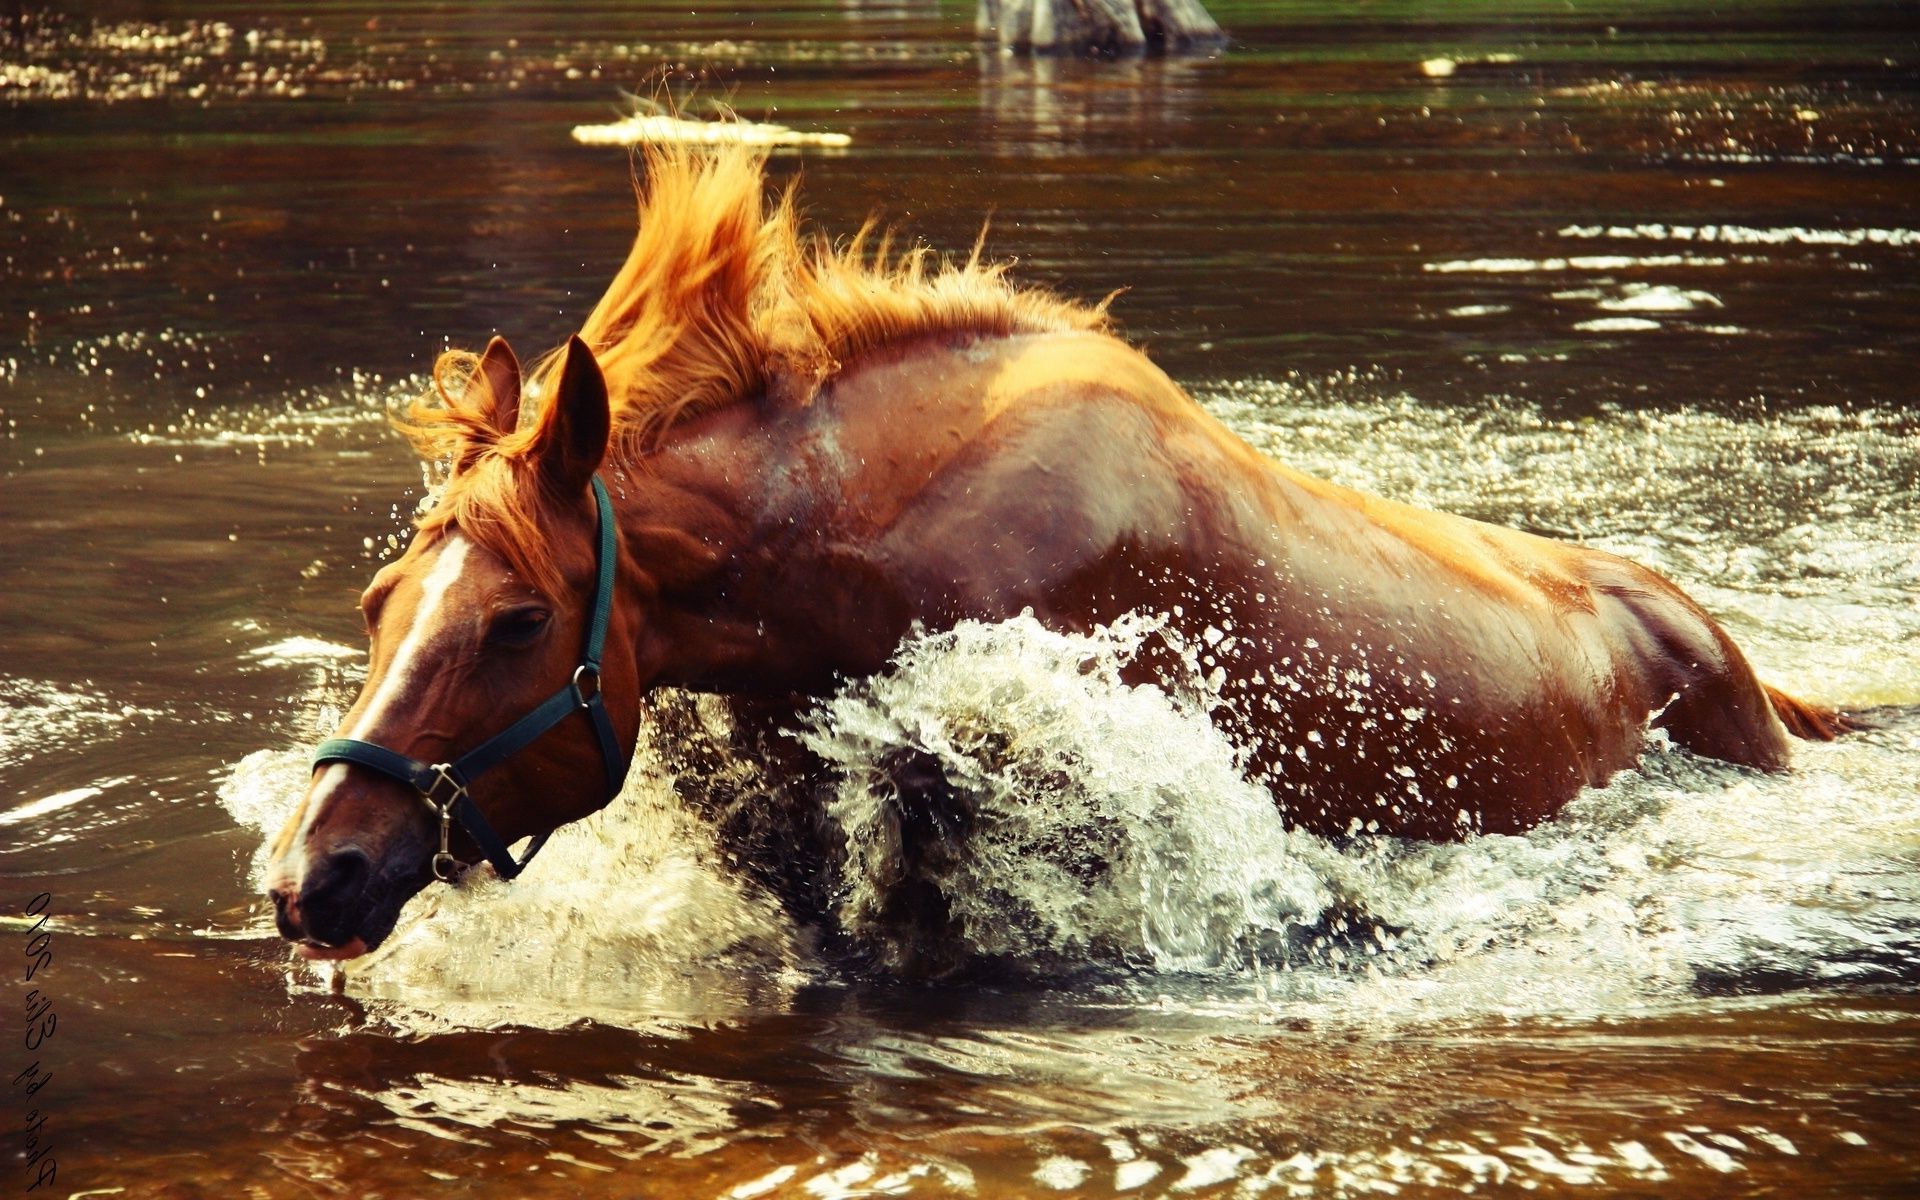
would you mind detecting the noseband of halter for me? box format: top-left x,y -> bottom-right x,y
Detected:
310,476 -> 629,883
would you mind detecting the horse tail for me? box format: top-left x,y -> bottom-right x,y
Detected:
1765,684 -> 1852,741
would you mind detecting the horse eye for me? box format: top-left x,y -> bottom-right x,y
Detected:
488,606 -> 551,647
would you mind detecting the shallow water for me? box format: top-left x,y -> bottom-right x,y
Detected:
3,2 -> 1919,1197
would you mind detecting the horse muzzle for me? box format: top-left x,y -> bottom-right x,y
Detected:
267,832 -> 430,960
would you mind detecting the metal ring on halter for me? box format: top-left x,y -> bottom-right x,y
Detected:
571,663 -> 601,707
423,763 -> 467,812
431,840 -> 463,882
423,763 -> 468,883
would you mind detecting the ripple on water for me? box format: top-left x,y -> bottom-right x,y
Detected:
0,677 -> 162,771
0,12 -> 954,105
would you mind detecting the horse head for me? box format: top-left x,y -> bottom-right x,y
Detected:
265,336 -> 645,960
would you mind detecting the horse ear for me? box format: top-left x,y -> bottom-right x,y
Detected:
473,336 -> 521,435
531,335 -> 610,495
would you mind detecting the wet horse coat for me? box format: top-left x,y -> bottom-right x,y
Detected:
266,143 -> 1837,960
599,326 -> 1816,842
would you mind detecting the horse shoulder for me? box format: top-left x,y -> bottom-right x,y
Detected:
786,331 -> 1224,616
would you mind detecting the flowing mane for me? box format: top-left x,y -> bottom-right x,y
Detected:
396,140 -> 1106,597
405,140 -> 1107,467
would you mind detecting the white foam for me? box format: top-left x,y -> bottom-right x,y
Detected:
803,613 -> 1338,972
220,700 -> 805,1028
244,636 -> 359,667
1575,316 -> 1664,332
1423,254 -> 1729,274
1597,283 -> 1722,312
1560,223 -> 1920,248
1033,1156 -> 1092,1189
572,112 -> 850,148
1174,1145 -> 1257,1190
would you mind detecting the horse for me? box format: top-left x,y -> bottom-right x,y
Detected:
264,142 -> 1843,962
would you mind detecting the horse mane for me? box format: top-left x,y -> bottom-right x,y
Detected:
398,139 -> 1107,596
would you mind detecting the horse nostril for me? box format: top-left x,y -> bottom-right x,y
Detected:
296,848 -> 374,945
269,883 -> 301,941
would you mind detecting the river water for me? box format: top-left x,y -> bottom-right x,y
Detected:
3,2 -> 1918,1196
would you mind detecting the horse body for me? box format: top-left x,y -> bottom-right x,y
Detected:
264,143 -> 1831,960
626,327 -> 1792,840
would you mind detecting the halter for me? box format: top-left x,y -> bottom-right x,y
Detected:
311,475 -> 629,883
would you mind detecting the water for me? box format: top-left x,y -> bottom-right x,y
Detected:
4,2 -> 1919,1195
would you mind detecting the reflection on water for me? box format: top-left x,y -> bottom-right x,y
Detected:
977,50 -> 1218,154
4,0 -> 1919,1195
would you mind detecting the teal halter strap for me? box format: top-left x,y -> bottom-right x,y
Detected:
311,475 -> 628,882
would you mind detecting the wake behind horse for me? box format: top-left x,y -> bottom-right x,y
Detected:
266,142 -> 1841,961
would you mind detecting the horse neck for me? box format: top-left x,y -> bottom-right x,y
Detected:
611,412 -> 809,691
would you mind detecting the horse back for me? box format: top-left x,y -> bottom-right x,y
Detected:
746,329 -> 1801,834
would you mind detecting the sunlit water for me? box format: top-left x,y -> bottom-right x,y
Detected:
4,1 -> 1918,1196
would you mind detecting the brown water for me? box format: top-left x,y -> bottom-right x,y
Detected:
4,2 -> 1920,1196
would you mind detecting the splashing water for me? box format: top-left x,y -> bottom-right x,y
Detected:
796,612 -> 1920,1015
223,614 -> 1920,1027
221,710 -> 807,1030
801,613 -> 1338,974
214,377 -> 1920,1030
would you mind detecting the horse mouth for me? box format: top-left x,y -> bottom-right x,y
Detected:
295,936 -> 371,962
270,852 -> 422,963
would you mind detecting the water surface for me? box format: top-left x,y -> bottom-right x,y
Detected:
3,2 -> 1918,1196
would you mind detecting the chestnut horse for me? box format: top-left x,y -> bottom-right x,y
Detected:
265,143 -> 1840,961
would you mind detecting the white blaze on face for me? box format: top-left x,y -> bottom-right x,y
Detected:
349,534 -> 474,741
296,534 -> 474,858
